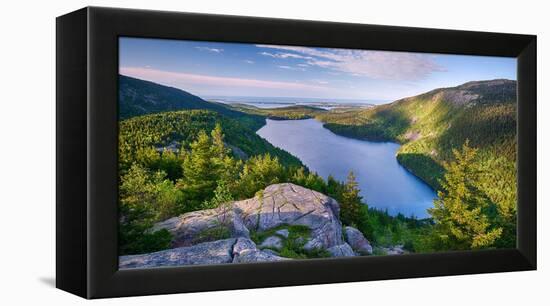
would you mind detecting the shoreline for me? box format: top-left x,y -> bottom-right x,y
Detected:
256,116 -> 438,192
255,117 -> 436,219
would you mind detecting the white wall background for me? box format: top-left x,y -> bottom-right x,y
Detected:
0,0 -> 547,304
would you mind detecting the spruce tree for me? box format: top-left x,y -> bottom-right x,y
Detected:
340,171 -> 363,226
180,130 -> 219,209
429,141 -> 502,249
211,123 -> 230,159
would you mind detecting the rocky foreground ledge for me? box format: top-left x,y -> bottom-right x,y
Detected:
119,183 -> 373,269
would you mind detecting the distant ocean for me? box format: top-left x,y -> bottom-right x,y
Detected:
204,96 -> 387,109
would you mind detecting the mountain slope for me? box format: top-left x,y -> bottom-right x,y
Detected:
118,75 -> 307,170
119,75 -> 265,130
317,79 -> 517,190
119,110 -> 306,172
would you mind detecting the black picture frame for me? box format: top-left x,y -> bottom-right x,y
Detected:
56,6 -> 537,299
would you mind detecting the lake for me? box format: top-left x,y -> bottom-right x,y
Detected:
257,118 -> 437,218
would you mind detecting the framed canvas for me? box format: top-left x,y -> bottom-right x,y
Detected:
56,6 -> 537,299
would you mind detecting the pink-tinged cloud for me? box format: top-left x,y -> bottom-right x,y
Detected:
120,67 -> 328,92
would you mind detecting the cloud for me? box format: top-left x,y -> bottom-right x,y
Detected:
311,79 -> 329,84
195,46 -> 223,53
256,45 -> 344,62
255,44 -> 444,80
259,51 -> 313,60
120,67 -> 326,92
277,65 -> 306,71
244,60 -> 255,64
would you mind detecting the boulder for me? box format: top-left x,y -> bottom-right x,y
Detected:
119,238 -> 236,269
121,183 -> 361,268
233,248 -> 289,263
261,249 -> 280,256
327,243 -> 355,257
234,183 -> 344,250
156,183 -> 345,251
382,245 -> 407,255
232,237 -> 288,263
232,237 -> 256,255
119,237 -> 288,269
259,236 -> 283,250
344,226 -> 373,255
153,206 -> 249,247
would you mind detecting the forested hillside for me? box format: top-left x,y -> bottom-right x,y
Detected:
119,110 -> 304,173
119,75 -> 265,130
317,79 -> 517,190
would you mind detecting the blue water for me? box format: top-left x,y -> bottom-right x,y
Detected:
257,118 -> 437,218
205,95 -> 385,109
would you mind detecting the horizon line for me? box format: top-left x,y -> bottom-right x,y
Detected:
119,73 -> 516,106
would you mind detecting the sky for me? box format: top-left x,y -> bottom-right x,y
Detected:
119,37 -> 516,103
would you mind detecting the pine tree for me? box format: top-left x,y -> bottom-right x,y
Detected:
118,164 -> 175,255
209,123 -> 241,188
180,130 -> 219,209
340,171 -> 363,226
211,123 -> 230,159
428,141 -> 502,249
236,154 -> 284,198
